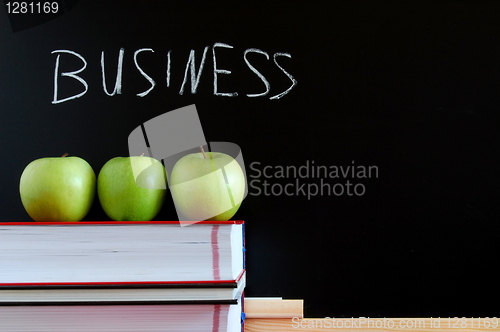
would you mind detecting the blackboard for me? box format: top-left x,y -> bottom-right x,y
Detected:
1,1 -> 499,318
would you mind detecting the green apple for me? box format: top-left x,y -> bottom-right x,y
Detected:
170,150 -> 245,221
97,156 -> 167,221
19,154 -> 96,222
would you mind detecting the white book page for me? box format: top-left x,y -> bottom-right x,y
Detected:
0,304 -> 233,332
0,224 -> 240,283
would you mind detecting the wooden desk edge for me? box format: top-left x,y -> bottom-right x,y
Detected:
244,317 -> 498,332
243,298 -> 497,331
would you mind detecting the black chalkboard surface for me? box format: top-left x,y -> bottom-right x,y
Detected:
1,1 -> 499,318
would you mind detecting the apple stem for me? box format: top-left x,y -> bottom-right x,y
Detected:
140,153 -> 145,157
62,153 -> 68,157
199,146 -> 207,159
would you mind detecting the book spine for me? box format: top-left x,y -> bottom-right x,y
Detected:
242,223 -> 246,271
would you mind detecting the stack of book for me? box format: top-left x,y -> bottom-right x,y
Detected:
0,221 -> 245,332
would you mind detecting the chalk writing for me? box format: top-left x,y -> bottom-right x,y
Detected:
51,43 -> 297,103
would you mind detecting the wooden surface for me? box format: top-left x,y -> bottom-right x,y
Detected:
244,298 -> 498,331
244,318 -> 499,331
245,297 -> 303,319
